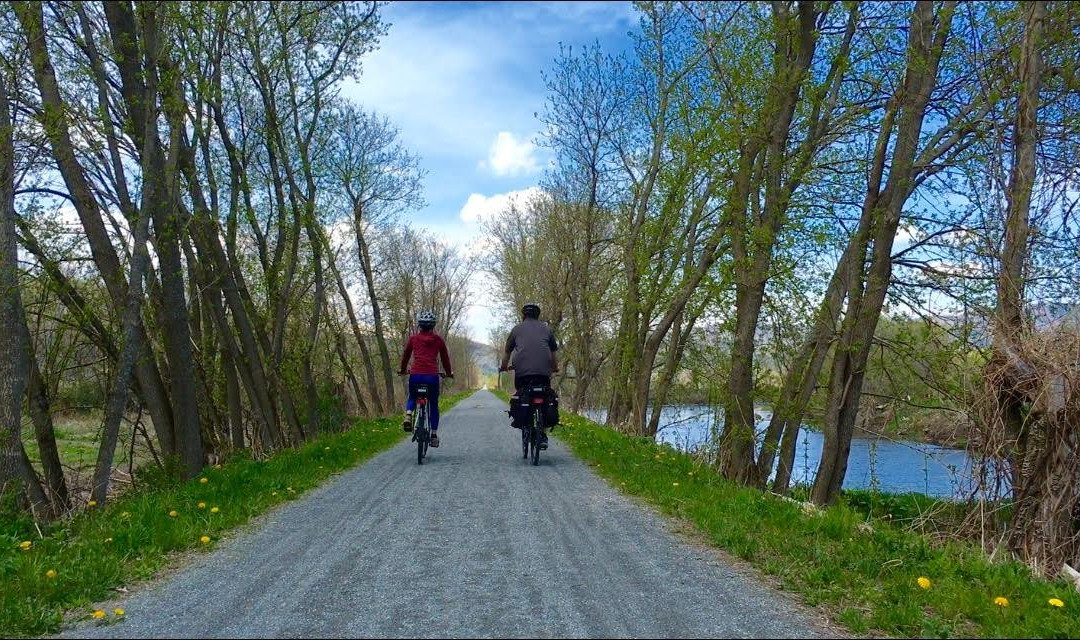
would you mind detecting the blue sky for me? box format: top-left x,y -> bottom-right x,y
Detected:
341,1 -> 639,342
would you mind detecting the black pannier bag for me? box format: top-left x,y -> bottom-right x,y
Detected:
544,388 -> 560,427
507,394 -> 531,428
507,386 -> 559,428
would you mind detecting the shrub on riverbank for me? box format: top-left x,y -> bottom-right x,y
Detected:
554,411 -> 1076,638
0,391 -> 472,637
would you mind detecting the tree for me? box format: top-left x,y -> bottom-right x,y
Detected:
326,105 -> 425,413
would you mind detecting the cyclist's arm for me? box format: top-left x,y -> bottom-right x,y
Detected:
499,328 -> 515,371
398,337 -> 413,374
438,336 -> 453,377
549,330 -> 559,373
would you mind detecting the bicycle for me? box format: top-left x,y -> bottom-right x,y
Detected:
519,384 -> 550,466
401,372 -> 451,465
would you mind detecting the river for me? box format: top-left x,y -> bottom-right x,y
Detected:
581,404 -> 1009,500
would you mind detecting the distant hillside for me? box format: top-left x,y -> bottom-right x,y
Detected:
469,340 -> 500,374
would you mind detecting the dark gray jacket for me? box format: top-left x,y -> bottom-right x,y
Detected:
504,319 -> 558,377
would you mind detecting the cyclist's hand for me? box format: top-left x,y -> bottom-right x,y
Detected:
443,373 -> 454,379
397,371 -> 407,376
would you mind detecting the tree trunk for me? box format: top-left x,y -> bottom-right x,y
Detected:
721,271 -> 769,483
326,300 -> 370,416
647,306 -> 702,437
15,0 -> 177,456
222,342 -> 245,450
25,333 -> 69,509
812,0 -> 956,506
355,220 -> 395,413
326,239 -> 382,410
302,218 -> 325,435
111,2 -> 204,477
993,1 -> 1048,562
718,1 -> 821,485
90,6 -> 165,503
0,69 -> 48,512
996,0 -> 1045,495
762,234 -> 863,491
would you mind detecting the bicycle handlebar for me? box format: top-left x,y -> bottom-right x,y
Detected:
398,371 -> 453,378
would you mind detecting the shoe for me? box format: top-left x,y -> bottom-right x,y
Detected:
429,432 -> 440,447
403,412 -> 413,432
539,432 -> 548,450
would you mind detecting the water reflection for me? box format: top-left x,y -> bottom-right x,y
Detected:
582,405 -> 1010,499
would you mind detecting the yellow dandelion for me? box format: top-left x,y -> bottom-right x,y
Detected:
113,608 -> 125,616
168,510 -> 178,518
324,446 -> 330,451
104,537 -> 113,544
672,482 -> 680,487
214,464 -> 222,469
287,487 -> 294,492
18,540 -> 32,551
198,502 -> 206,509
88,500 -> 97,507
120,511 -> 131,518
200,535 -> 211,544
917,577 -> 931,590
994,596 -> 1009,608
45,569 -> 57,579
1049,598 -> 1065,608
91,610 -> 105,620
210,506 -> 219,514
272,491 -> 278,496
199,477 -> 209,484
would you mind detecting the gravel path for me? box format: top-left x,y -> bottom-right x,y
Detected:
63,390 -> 825,639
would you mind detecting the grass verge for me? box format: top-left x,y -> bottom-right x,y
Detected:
553,411 -> 1076,639
0,390 -> 474,636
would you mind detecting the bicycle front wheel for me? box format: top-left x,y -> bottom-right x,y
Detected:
417,408 -> 427,465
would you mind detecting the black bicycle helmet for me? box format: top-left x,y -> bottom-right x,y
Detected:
522,303 -> 540,319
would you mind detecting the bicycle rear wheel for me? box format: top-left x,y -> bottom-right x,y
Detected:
521,421 -> 529,459
531,411 -> 541,466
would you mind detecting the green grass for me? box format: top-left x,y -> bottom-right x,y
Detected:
22,412 -> 156,483
0,390 -> 473,636
553,411 -> 1077,639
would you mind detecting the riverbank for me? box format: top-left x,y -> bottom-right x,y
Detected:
580,402 -> 980,499
0,391 -> 473,637
553,410 -> 1075,638
633,386 -> 970,449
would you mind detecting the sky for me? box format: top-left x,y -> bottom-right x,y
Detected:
340,1 -> 639,343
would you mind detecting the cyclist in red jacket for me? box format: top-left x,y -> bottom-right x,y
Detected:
398,310 -> 453,447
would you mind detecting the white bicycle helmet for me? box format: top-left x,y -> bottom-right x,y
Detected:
417,310 -> 437,329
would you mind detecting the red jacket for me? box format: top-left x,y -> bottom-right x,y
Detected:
400,331 -> 453,376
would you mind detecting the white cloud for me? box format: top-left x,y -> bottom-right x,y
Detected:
483,131 -> 539,177
895,223 -> 919,247
459,186 -> 545,224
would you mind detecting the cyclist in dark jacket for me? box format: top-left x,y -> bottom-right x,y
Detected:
499,303 -> 558,448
